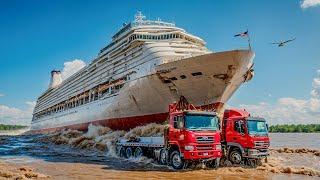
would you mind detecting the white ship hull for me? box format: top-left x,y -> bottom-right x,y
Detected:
30,50 -> 254,133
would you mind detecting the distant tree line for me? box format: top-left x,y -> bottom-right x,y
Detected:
0,124 -> 27,131
269,124 -> 320,133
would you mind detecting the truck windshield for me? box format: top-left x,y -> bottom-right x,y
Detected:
185,114 -> 218,131
247,120 -> 268,136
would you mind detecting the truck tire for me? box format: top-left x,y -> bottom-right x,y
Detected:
125,147 -> 133,158
229,149 -> 242,164
207,158 -> 220,168
247,158 -> 257,168
119,146 -> 126,158
159,149 -> 167,165
134,147 -> 143,158
170,150 -> 185,170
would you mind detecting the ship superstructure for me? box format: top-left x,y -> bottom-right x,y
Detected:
31,12 -> 254,133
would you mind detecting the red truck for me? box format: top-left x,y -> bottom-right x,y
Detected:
221,109 -> 270,167
116,97 -> 222,169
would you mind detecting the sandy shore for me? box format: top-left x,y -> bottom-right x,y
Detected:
0,163 -> 49,179
1,148 -> 319,180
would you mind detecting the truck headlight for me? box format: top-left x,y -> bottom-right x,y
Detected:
185,145 -> 194,151
216,144 -> 221,150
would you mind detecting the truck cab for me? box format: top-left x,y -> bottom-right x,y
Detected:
166,110 -> 222,169
222,109 -> 269,166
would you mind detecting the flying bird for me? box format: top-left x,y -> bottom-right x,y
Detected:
270,38 -> 296,47
234,30 -> 249,37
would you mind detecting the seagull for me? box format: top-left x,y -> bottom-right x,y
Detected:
270,38 -> 296,47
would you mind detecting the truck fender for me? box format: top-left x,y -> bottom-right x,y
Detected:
168,142 -> 182,157
227,142 -> 245,155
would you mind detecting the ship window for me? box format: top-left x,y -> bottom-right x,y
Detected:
180,75 -> 186,79
169,77 -> 177,81
191,72 -> 202,76
101,88 -> 109,95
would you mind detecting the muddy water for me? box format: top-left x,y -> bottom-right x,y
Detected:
270,133 -> 320,149
0,126 -> 319,179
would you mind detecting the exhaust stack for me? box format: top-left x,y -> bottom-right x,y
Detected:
49,70 -> 62,88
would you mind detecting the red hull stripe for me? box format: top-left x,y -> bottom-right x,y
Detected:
29,102 -> 224,134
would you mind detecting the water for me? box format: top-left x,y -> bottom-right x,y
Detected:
270,133 -> 320,149
0,129 -> 319,179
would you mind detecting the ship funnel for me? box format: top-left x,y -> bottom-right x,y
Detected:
49,70 -> 62,88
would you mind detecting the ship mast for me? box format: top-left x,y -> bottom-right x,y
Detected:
135,11 -> 146,24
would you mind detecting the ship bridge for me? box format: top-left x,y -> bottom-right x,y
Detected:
99,11 -> 206,56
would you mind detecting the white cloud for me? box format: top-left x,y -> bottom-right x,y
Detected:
301,0 -> 320,9
311,70 -> 320,98
0,101 -> 36,126
0,93 -> 4,97
61,59 -> 86,81
237,70 -> 320,125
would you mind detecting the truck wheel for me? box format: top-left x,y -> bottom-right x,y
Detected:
119,146 -> 126,158
229,149 -> 242,164
125,147 -> 133,158
159,149 -> 167,165
170,151 -> 185,169
247,159 -> 257,168
134,147 -> 143,158
257,159 -> 262,166
207,158 -> 220,168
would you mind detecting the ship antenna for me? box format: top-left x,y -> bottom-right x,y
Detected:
135,11 -> 146,23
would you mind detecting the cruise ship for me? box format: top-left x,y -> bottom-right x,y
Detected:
30,12 -> 255,133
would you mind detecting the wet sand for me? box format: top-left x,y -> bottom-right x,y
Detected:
1,155 -> 318,180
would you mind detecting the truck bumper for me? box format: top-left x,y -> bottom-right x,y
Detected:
183,150 -> 222,160
244,149 -> 269,158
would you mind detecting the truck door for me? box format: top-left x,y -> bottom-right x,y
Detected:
169,115 -> 184,145
233,120 -> 246,147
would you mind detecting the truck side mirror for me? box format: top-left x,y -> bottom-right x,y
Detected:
240,123 -> 246,135
178,120 -> 184,129
237,125 -> 241,133
178,116 -> 184,129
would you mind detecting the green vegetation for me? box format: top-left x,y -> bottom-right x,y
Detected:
0,124 -> 27,131
269,124 -> 320,133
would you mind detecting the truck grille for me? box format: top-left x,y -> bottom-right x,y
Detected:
254,141 -> 269,148
196,136 -> 214,143
196,145 -> 213,150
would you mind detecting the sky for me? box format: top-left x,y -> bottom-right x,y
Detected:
0,0 -> 319,125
